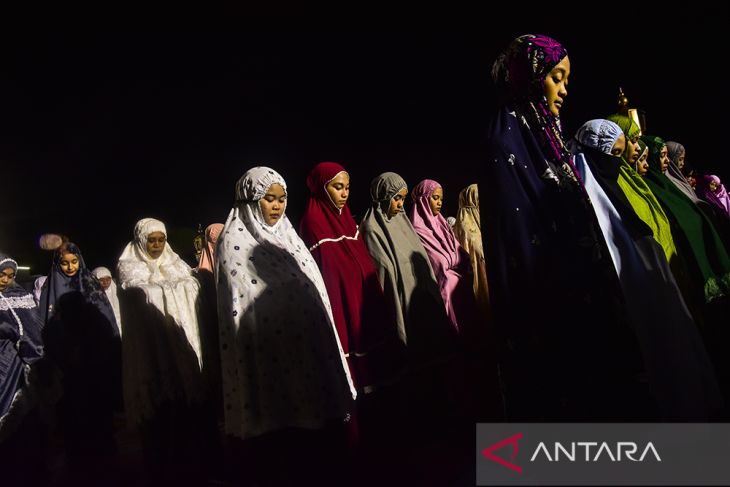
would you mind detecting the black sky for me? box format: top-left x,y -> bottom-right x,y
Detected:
2,17 -> 728,274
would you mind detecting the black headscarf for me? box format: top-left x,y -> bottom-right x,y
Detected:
39,243 -> 119,336
571,121 -> 653,241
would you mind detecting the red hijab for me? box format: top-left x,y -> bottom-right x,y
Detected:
300,162 -> 401,391
301,162 -> 360,245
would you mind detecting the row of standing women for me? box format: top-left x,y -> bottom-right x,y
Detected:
2,31 -> 730,483
0,161 -> 495,482
479,34 -> 730,421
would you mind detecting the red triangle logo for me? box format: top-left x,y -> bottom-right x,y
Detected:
481,432 -> 523,474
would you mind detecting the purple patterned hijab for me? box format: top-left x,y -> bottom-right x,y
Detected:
492,34 -> 568,105
492,34 -> 573,176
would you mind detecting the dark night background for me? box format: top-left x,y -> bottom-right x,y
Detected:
2,17 -> 727,277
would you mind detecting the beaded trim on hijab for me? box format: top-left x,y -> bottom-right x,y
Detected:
0,258 -> 18,269
492,34 -> 578,188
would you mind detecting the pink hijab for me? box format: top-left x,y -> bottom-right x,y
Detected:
697,175 -> 730,219
197,223 -> 224,272
409,179 -> 460,266
409,179 -> 476,332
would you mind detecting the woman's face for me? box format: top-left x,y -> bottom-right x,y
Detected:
429,187 -> 444,216
659,146 -> 670,173
543,55 -> 570,117
98,276 -> 112,290
146,232 -> 166,259
636,149 -> 649,176
709,180 -> 720,192
610,134 -> 626,157
260,183 -> 287,226
687,174 -> 697,189
676,151 -> 686,171
59,252 -> 80,277
325,172 -> 350,210
0,267 -> 15,292
388,188 -> 407,218
625,135 -> 640,164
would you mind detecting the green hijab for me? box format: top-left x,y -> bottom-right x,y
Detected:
606,114 -> 678,263
642,134 -> 730,302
